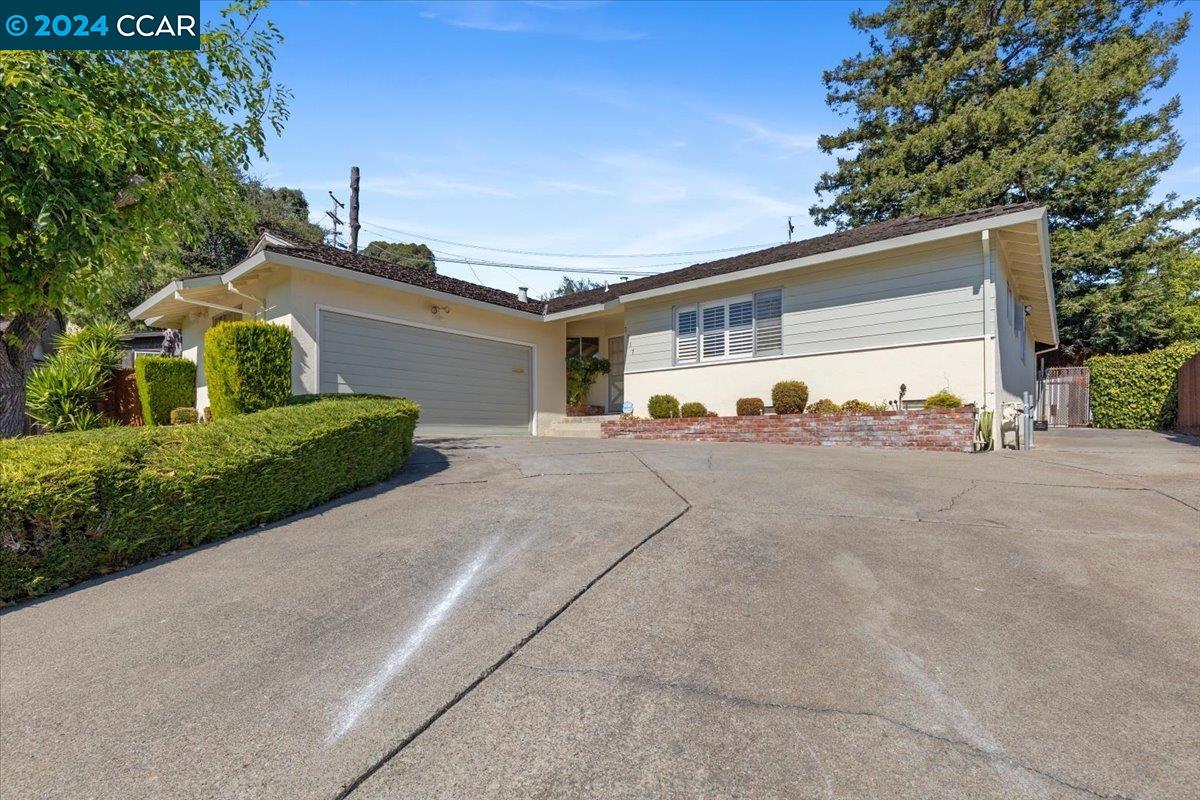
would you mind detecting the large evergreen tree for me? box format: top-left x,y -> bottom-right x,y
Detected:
812,0 -> 1198,360
361,240 -> 437,273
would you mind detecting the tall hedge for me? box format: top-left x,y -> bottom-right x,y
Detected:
205,321 -> 292,419
134,356 -> 196,426
1087,340 -> 1200,429
0,396 -> 420,603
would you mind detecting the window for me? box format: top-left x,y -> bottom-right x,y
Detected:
673,288 -> 783,365
566,337 -> 599,359
1014,295 -> 1026,363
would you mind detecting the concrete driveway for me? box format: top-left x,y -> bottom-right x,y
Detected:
2,429 -> 1197,799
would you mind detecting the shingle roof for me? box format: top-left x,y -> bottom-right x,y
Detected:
260,233 -> 545,314
262,203 -> 1040,316
544,202 -> 1042,312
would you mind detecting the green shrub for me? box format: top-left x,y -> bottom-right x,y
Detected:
134,356 -> 196,427
170,407 -> 199,425
0,396 -> 420,603
204,321 -> 292,419
923,389 -> 964,409
1088,340 -> 1200,429
807,398 -> 841,414
680,401 -> 708,418
647,394 -> 680,419
566,355 -> 611,407
841,399 -> 887,413
771,380 -> 808,414
736,397 -> 764,416
26,322 -> 125,432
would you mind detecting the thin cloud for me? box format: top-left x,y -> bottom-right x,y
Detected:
418,1 -> 645,41
717,113 -> 819,151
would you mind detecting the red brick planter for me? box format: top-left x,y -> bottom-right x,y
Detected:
601,409 -> 976,452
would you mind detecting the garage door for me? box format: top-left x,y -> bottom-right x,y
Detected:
319,310 -> 532,435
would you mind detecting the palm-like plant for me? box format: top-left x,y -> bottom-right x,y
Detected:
25,322 -> 126,432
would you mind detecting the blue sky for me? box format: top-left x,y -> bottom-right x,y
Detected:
221,0 -> 1199,296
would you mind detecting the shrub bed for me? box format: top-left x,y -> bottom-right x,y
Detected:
135,356 -> 196,426
0,395 -> 420,604
1087,340 -> 1200,429
205,321 -> 292,419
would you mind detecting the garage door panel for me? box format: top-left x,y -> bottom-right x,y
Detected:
319,311 -> 532,435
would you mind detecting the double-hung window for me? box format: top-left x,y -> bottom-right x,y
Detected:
674,288 -> 782,365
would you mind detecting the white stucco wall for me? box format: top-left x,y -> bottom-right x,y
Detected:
272,266 -> 566,433
624,337 -> 986,417
994,253 -> 1036,410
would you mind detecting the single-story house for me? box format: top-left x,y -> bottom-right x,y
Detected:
129,203 -> 1057,440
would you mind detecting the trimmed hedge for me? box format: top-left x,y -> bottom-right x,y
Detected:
923,390 -> 964,409
0,395 -> 420,603
680,401 -> 708,418
736,397 -> 764,416
1088,340 -> 1200,429
134,356 -> 196,426
807,398 -> 841,414
170,407 -> 199,425
205,321 -> 292,419
648,394 -> 680,419
842,398 -> 887,413
772,380 -> 809,414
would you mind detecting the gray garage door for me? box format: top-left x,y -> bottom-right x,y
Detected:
319,310 -> 532,435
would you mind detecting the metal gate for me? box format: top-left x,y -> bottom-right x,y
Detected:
1037,366 -> 1091,427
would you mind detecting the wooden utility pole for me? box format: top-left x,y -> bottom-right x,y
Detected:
349,166 -> 361,254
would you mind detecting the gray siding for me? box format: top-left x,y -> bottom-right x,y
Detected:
625,235 -> 984,373
319,311 -> 532,435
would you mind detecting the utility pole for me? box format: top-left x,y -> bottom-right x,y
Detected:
326,191 -> 345,249
348,166 -> 361,254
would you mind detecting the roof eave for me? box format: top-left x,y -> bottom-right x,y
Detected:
614,206 -> 1049,306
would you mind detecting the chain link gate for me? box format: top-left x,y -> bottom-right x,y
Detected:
1037,366 -> 1091,427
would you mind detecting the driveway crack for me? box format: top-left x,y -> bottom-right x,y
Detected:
331,453 -> 691,799
508,662 -> 1136,800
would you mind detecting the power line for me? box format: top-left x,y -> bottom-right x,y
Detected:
359,218 -> 782,259
358,226 -> 662,275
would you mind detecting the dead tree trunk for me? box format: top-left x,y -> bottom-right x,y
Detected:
0,310 -> 50,437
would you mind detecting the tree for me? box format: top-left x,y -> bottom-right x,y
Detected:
541,276 -> 607,299
811,0 -> 1198,361
0,1 -> 289,436
361,240 -> 437,273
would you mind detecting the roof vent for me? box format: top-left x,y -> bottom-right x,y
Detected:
517,286 -> 528,303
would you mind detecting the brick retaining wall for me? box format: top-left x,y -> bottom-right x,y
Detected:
601,409 -> 976,452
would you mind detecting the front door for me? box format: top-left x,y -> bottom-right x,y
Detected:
607,335 -> 625,412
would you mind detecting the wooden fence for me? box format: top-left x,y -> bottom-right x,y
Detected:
1177,353 -> 1200,436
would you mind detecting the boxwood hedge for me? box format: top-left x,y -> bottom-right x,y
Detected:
0,395 -> 420,603
1087,340 -> 1200,429
134,356 -> 196,426
205,321 -> 292,419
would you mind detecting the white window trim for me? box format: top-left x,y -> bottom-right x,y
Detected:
673,288 -> 782,366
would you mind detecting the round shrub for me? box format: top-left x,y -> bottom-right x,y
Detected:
771,380 -> 808,414
841,398 -> 886,414
648,394 -> 680,419
923,389 -> 964,409
680,401 -> 708,418
736,397 -> 764,416
170,407 -> 199,425
807,398 -> 841,414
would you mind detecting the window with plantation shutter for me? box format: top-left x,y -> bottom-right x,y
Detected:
702,304 -> 726,358
674,305 -> 698,363
672,288 -> 784,365
754,289 -> 782,356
